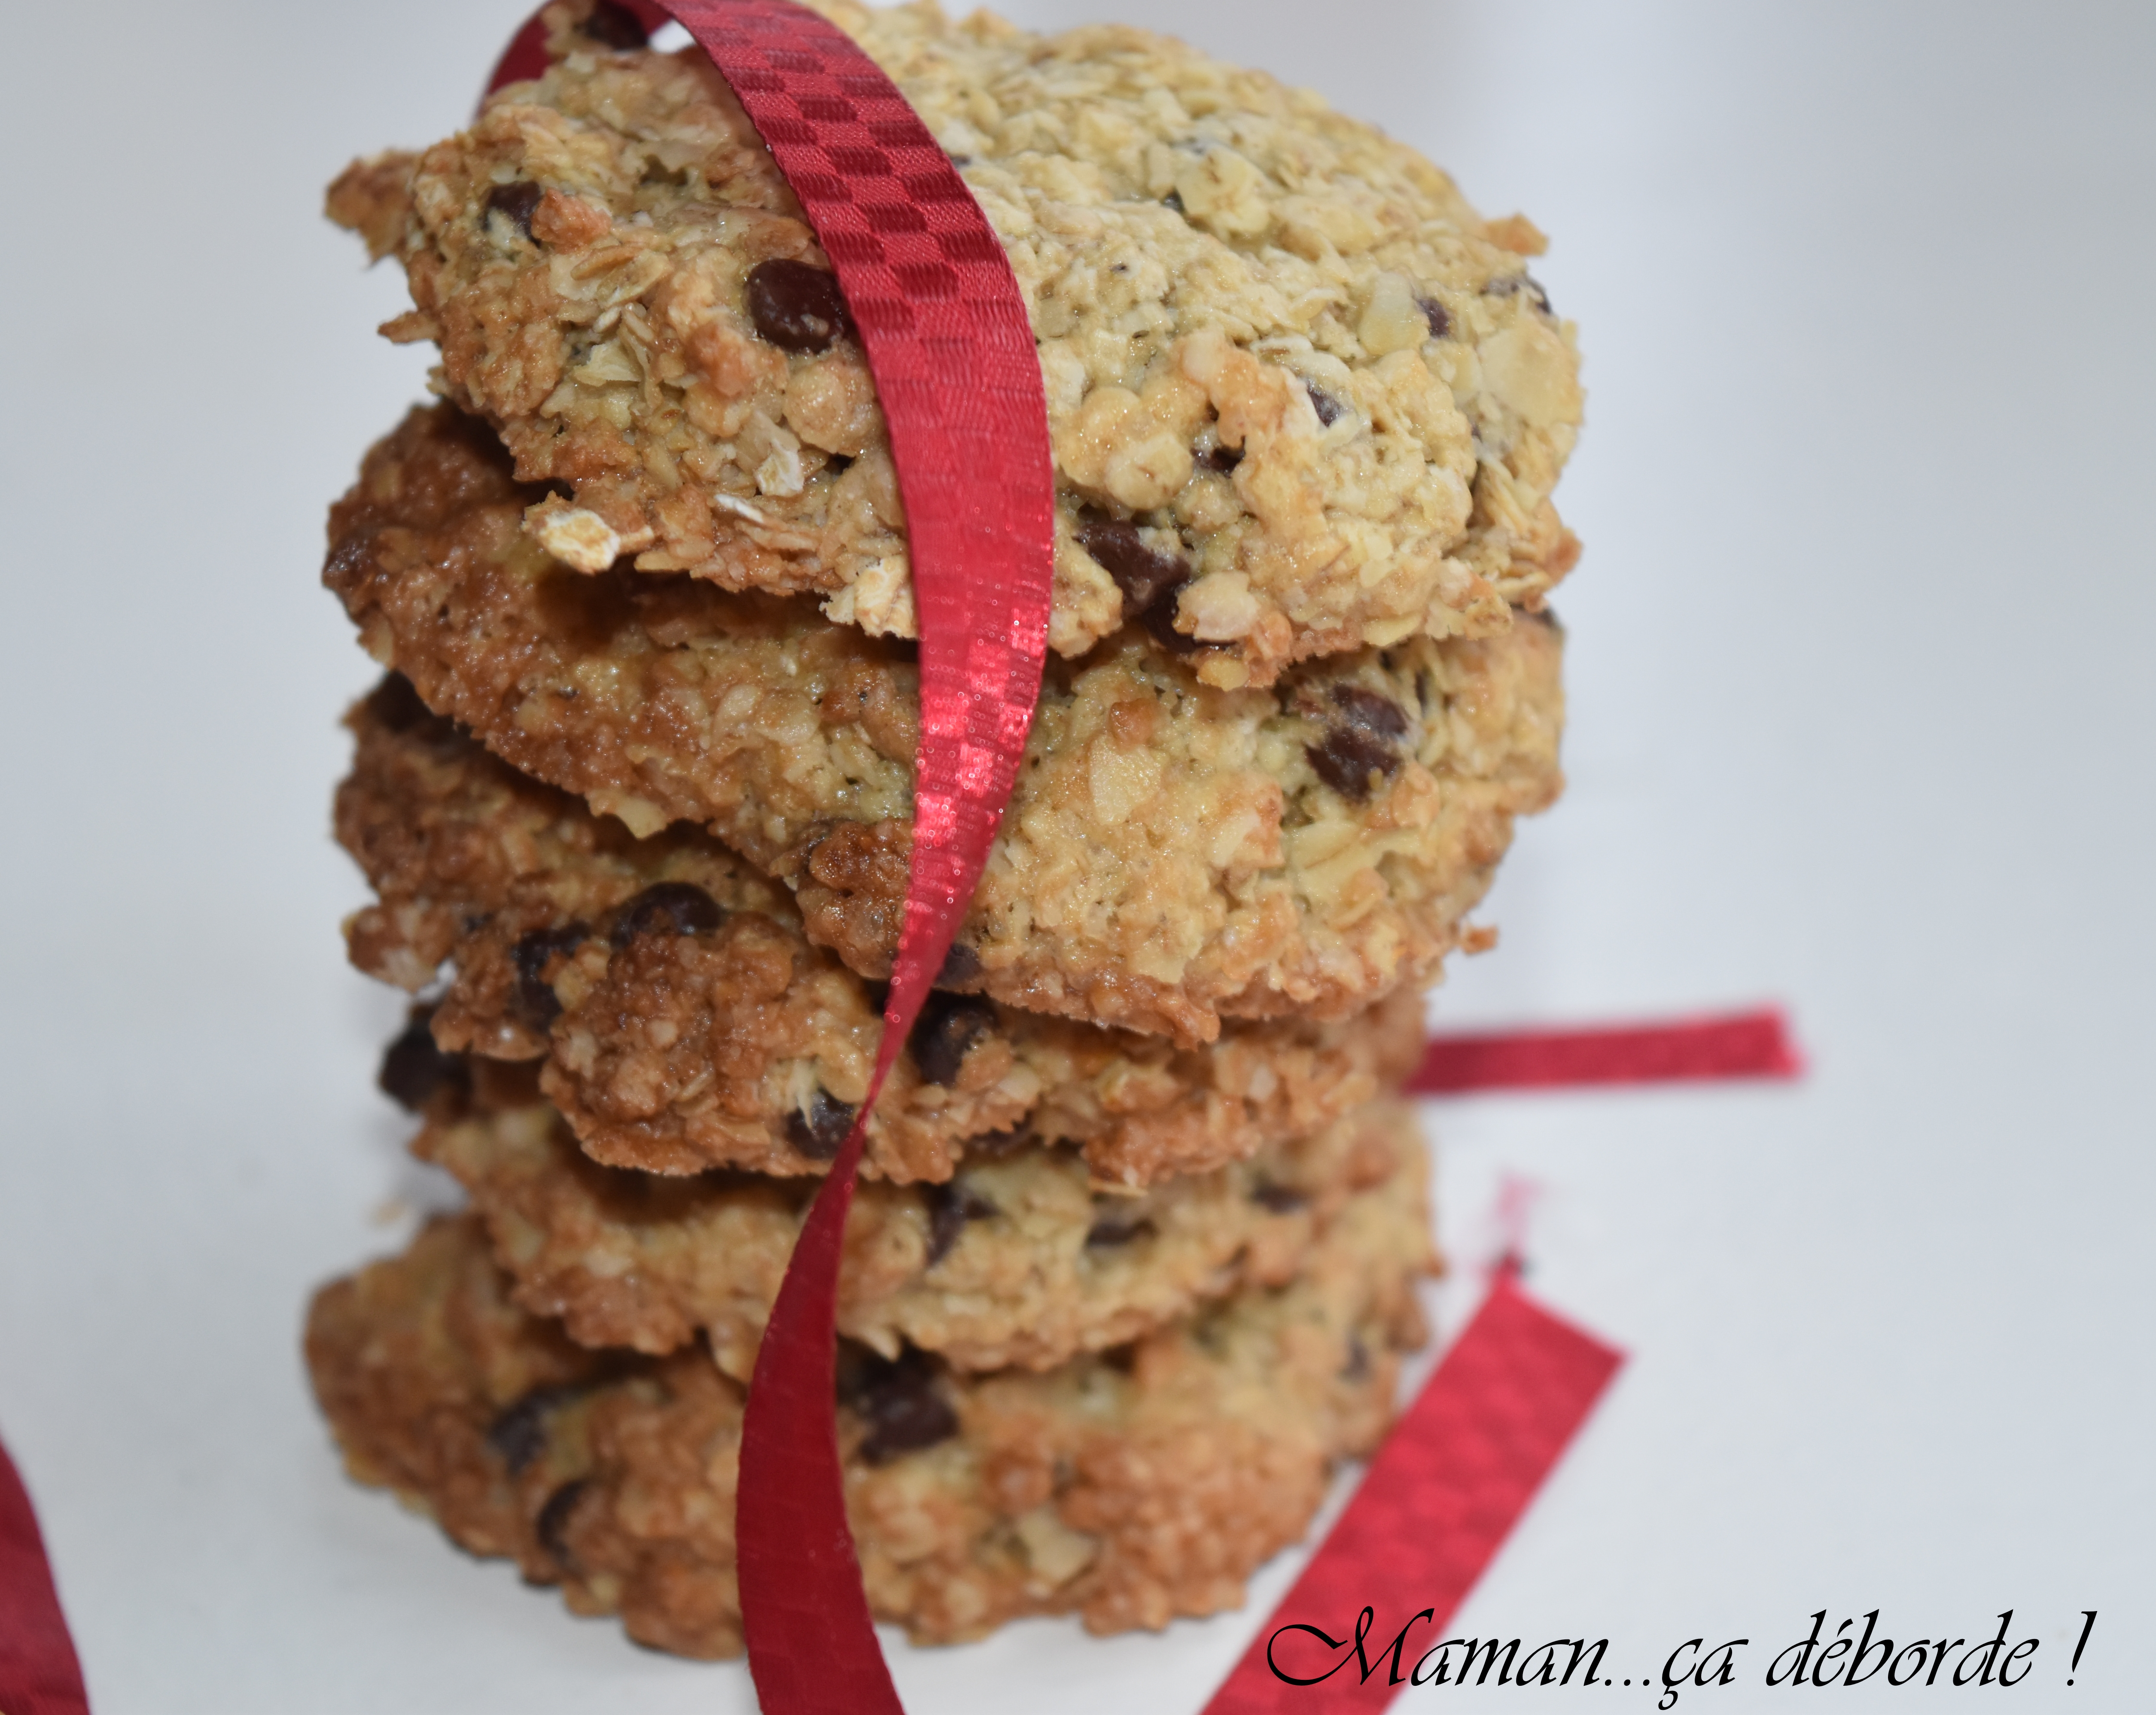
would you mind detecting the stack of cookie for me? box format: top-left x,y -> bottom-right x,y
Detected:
304,0 -> 1577,1659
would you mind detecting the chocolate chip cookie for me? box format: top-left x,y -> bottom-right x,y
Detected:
413,1065 -> 1426,1373
327,404 -> 1565,1045
343,678 -> 1426,1186
327,0 -> 1581,690
306,1172 -> 1430,1654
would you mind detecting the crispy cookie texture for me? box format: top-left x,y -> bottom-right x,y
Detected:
326,0 -> 1581,688
341,680 -> 1425,1186
326,404 -> 1565,1044
417,1078 -> 1428,1373
306,1182 -> 1429,1653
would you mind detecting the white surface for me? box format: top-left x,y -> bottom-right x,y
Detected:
0,1 -> 2150,1710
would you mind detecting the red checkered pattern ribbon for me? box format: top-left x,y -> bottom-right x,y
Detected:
495,4 -> 1053,1708
0,1432 -> 90,1715
1410,1007 -> 1802,1095
1204,1269 -> 1622,1710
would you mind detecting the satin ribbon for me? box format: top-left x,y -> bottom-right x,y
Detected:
492,5 -> 1054,1707
1410,1007 -> 1802,1094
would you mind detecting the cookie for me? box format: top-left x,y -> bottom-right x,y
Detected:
415,1068 -> 1425,1372
306,1177 -> 1431,1653
344,678 -> 1426,1186
326,0 -> 1581,690
327,404 -> 1565,1045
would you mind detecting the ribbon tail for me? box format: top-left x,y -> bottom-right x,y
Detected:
737,1115 -> 905,1715
1203,1274 -> 1623,1712
1409,1006 -> 1803,1094
0,1432 -> 92,1715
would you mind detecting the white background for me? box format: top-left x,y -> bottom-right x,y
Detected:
1,1 -> 2150,1710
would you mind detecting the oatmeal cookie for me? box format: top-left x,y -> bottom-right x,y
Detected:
327,0 -> 1581,689
416,1071 -> 1425,1371
327,404 -> 1565,1044
344,678 -> 1425,1186
306,1183 -> 1430,1652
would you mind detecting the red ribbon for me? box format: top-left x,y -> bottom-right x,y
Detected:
493,5 -> 1055,1707
1410,1007 -> 1802,1095
1203,1271 -> 1623,1712
0,1432 -> 91,1715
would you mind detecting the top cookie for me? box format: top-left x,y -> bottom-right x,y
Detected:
328,0 -> 1582,689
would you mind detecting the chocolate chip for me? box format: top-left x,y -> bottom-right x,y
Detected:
535,1478 -> 588,1565
1201,444 -> 1244,474
365,672 -> 433,734
910,993 -> 998,1087
1084,1205 -> 1157,1249
1340,1335 -> 1371,1382
579,0 -> 649,48
510,923 -> 588,1028
1305,684 -> 1410,800
378,1013 -> 470,1113
839,1347 -> 959,1465
1074,508 -> 1187,616
1330,684 -> 1410,740
922,1180 -> 1000,1266
935,942 -> 981,989
483,180 -> 544,241
1140,584 -> 1203,655
1486,273 -> 1553,314
1305,383 -> 1344,428
960,1123 -> 1032,1159
745,258 -> 851,354
486,1384 -> 580,1475
1306,727 -> 1398,798
1250,1181 -> 1309,1214
1162,189 -> 1186,215
1416,293 -> 1450,338
786,1088 -> 856,1160
608,881 -> 724,949
323,528 -> 381,592
832,1341 -> 880,1406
